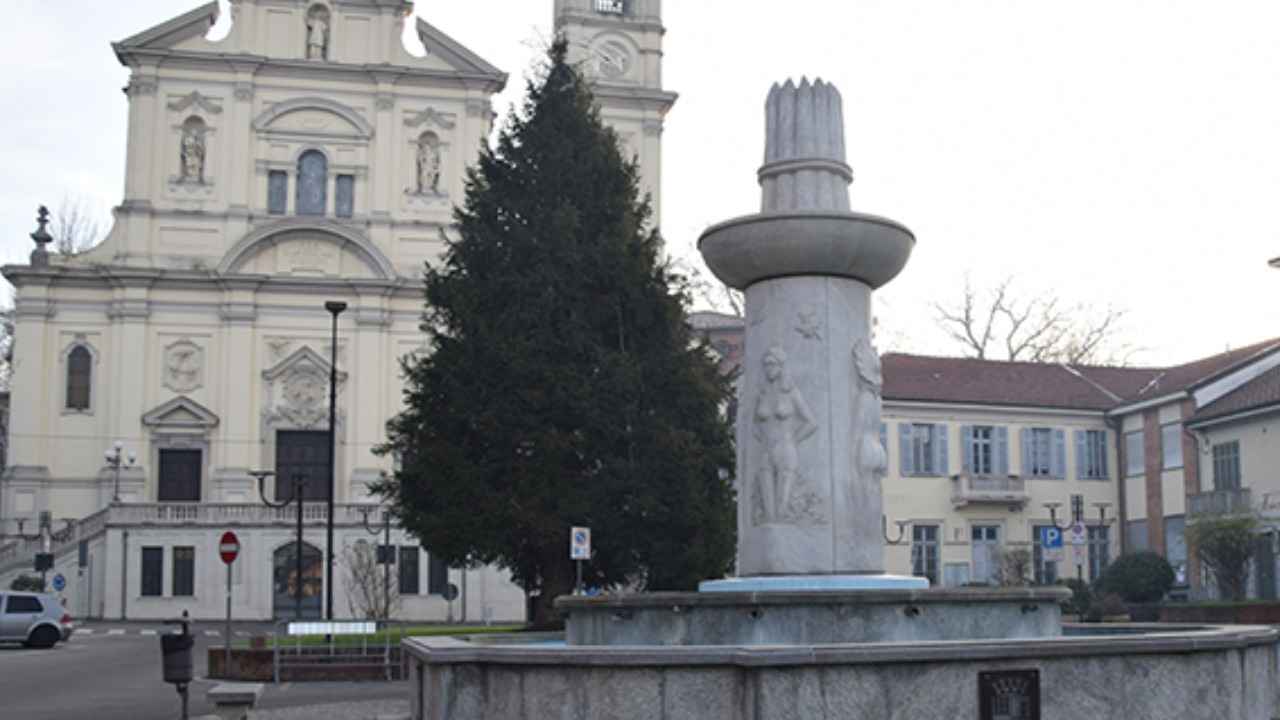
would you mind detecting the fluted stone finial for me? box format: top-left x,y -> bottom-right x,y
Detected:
760,78 -> 852,213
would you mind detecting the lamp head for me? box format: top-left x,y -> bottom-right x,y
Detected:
325,301 -> 348,315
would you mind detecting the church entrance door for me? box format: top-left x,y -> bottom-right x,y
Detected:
273,541 -> 323,620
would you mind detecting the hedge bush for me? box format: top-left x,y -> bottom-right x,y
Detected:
1094,552 -> 1175,603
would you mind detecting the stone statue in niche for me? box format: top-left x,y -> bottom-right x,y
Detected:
852,338 -> 887,483
306,8 -> 330,60
416,133 -> 442,194
179,121 -> 206,183
751,346 -> 824,525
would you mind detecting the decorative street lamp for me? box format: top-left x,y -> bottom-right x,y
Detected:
324,300 -> 347,622
254,470 -> 310,620
882,515 -> 911,545
104,441 -> 137,504
1043,500 -> 1111,584
358,506 -> 394,620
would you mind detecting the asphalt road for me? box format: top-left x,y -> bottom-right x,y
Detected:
0,623 -> 407,720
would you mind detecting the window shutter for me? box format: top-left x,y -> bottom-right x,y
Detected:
1074,431 -> 1086,479
935,425 -> 950,476
1053,429 -> 1067,479
995,427 -> 1009,476
880,422 -> 888,458
899,423 -> 914,477
961,426 -> 974,473
1100,433 -> 1109,477
1019,428 -> 1031,476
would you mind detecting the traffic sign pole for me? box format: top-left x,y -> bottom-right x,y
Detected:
218,531 -> 240,676
570,527 -> 591,596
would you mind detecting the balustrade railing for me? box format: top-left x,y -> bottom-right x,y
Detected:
950,474 -> 1029,508
0,503 -> 380,577
1188,488 -> 1253,517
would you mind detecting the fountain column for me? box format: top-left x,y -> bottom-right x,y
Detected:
699,79 -> 917,587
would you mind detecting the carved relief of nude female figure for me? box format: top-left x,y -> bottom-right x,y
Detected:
753,346 -> 818,524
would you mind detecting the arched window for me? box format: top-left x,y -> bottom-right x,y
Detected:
296,150 -> 328,216
66,345 -> 92,411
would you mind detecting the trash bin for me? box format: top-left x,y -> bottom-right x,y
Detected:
161,633 -> 195,685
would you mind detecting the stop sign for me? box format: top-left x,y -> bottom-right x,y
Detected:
219,531 -> 240,565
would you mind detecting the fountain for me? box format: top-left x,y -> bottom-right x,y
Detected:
403,79 -> 1279,719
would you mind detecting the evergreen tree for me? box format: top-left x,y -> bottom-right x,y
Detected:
377,42 -> 736,628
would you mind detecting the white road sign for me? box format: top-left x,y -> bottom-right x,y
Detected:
570,527 -> 591,560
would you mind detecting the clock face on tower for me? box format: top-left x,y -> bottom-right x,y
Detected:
593,40 -> 632,80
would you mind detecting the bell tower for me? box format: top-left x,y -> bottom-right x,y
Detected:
554,0 -> 677,224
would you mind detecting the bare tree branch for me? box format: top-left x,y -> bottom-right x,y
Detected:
935,277 -> 1132,365
50,195 -> 107,256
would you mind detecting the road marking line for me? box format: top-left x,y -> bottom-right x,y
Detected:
107,629 -> 125,635
78,629 -> 94,635
205,630 -> 218,637
235,631 -> 249,637
141,630 -> 157,636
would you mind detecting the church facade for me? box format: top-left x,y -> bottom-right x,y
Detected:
0,0 -> 674,621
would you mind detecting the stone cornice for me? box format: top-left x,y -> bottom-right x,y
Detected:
2,264 -> 415,296
116,48 -> 506,94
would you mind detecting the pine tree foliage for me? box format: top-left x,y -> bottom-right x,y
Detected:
377,42 -> 736,627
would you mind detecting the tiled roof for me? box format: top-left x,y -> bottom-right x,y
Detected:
1190,363 -> 1280,425
882,338 -> 1280,413
881,354 -> 1146,411
684,313 -> 1280,414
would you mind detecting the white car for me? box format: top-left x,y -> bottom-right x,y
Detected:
0,592 -> 74,648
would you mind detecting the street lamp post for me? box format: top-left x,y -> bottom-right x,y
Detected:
104,441 -> 137,504
324,300 -> 347,621
254,470 -> 309,620
359,507 -> 393,620
1044,500 -> 1111,584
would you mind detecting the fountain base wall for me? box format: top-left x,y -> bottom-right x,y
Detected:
557,588 -> 1068,646
405,625 -> 1278,720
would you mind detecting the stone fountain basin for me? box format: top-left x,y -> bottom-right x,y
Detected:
697,210 -> 915,291
404,624 -> 1278,720
556,588 -> 1070,646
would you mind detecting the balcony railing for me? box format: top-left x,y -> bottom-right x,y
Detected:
0,502 -> 382,577
1188,488 -> 1253,518
595,0 -> 627,14
950,474 -> 1029,509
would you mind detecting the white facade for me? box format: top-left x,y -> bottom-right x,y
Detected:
0,0 -> 673,621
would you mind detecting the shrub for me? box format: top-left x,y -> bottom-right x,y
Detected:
993,548 -> 1032,587
1090,592 -> 1128,619
9,575 -> 45,592
1094,552 -> 1176,603
1186,514 -> 1259,601
1061,578 -> 1091,617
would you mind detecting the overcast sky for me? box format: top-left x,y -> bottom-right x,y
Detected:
1,1 -> 1276,366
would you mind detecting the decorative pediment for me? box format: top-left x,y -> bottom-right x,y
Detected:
167,90 -> 223,115
142,396 -> 220,431
220,222 -> 394,280
415,18 -> 504,76
263,345 -> 347,384
262,346 -> 348,431
114,2 -> 219,51
253,97 -> 373,139
404,107 -> 456,130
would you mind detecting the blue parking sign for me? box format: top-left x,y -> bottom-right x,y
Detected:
1040,527 -> 1063,550
52,573 -> 66,592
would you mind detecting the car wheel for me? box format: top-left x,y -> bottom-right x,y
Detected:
25,626 -> 59,649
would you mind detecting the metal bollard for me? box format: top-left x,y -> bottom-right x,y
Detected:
161,610 -> 195,720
